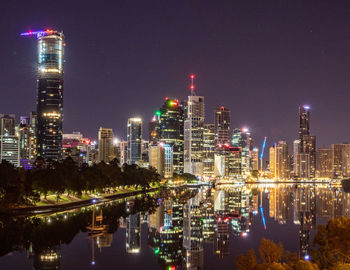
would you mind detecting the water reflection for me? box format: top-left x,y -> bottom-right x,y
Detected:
1,184 -> 350,269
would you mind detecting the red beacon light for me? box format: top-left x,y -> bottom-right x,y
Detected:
190,85 -> 195,90
190,74 -> 195,79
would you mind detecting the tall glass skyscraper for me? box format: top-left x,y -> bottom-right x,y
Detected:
150,98 -> 184,174
214,106 -> 230,145
22,30 -> 65,160
127,117 -> 142,165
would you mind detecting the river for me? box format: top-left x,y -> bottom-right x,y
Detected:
0,183 -> 347,269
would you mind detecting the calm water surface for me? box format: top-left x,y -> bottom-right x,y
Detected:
0,184 -> 348,270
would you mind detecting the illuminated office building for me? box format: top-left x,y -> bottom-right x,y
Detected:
214,145 -> 242,179
22,30 -> 65,160
127,117 -> 142,165
150,98 -> 184,174
231,128 -> 253,174
214,106 -> 230,145
184,95 -> 205,177
119,140 -> 128,165
269,141 -> 290,179
203,124 -> 215,179
251,148 -> 259,171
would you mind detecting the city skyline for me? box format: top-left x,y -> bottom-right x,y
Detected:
2,1 -> 350,148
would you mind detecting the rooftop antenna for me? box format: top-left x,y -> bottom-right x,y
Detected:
190,74 -> 196,96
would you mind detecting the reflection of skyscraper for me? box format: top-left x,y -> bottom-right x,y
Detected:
214,218 -> 229,258
183,194 -> 204,270
126,213 -> 141,253
127,117 -> 142,165
293,186 -> 316,257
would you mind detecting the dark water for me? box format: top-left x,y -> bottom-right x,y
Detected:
0,184 -> 348,270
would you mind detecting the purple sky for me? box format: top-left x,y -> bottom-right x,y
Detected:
1,0 -> 350,149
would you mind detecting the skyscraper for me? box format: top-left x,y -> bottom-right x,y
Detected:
332,144 -> 350,178
184,95 -> 205,177
297,105 -> 316,177
98,127 -> 114,163
151,98 -> 184,174
203,124 -> 215,179
316,148 -> 332,178
231,128 -> 253,175
214,106 -> 230,145
19,113 -> 37,167
127,117 -> 142,165
184,75 -> 205,177
269,141 -> 290,179
22,29 -> 65,161
0,114 -> 19,167
149,142 -> 173,178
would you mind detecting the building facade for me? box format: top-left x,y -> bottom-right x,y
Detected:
98,127 -> 114,163
127,117 -> 142,165
36,30 -> 65,161
184,96 -> 205,177
214,106 -> 230,145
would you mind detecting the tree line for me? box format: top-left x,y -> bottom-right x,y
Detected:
235,216 -> 350,270
0,157 -> 161,207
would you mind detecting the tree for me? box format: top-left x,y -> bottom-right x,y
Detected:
235,249 -> 257,270
312,216 -> 350,268
259,238 -> 284,267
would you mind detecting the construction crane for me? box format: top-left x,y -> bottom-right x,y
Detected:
260,136 -> 267,173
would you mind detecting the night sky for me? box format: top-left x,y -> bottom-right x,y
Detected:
1,0 -> 350,149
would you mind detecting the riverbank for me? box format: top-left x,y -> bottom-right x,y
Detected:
0,187 -> 160,216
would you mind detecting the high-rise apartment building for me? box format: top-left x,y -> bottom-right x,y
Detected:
251,148 -> 259,171
127,117 -> 142,165
214,107 -> 230,145
316,148 -> 332,178
98,127 -> 114,163
23,30 -> 65,161
332,144 -> 350,178
269,141 -> 290,179
184,95 -> 205,177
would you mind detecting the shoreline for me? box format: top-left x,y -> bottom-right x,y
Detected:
0,187 -> 160,216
